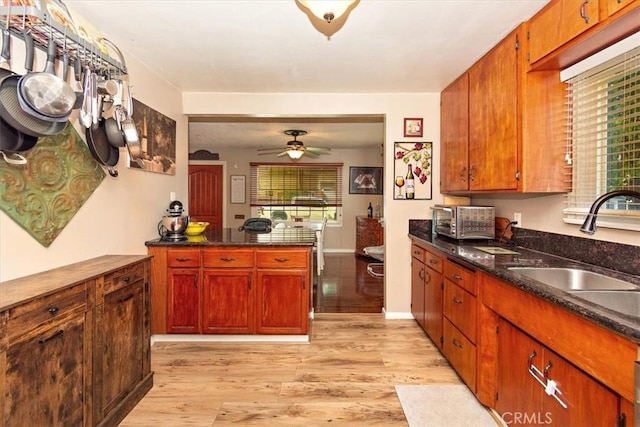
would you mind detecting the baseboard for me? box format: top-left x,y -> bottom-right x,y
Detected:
383,309 -> 415,320
323,249 -> 355,254
151,334 -> 310,345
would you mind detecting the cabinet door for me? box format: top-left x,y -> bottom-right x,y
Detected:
167,268 -> 200,333
410,258 -> 425,328
97,281 -> 145,418
256,270 -> 308,334
202,270 -> 254,334
440,72 -> 470,192
5,314 -> 88,426
468,30 -> 519,191
356,217 -> 383,256
529,0 -> 600,64
423,266 -> 443,350
495,319 -> 543,423
188,164 -> 223,229
542,347 -> 618,426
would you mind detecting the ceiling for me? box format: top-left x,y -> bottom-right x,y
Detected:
64,0 -> 550,152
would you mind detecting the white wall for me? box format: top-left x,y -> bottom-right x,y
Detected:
183,92 -> 443,316
0,36 -> 188,282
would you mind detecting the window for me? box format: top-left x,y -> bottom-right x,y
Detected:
563,44 -> 640,231
250,163 -> 343,224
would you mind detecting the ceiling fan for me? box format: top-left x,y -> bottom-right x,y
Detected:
257,130 -> 331,160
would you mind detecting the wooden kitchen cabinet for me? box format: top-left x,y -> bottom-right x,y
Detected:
94,261 -> 148,424
255,249 -> 310,335
356,216 -> 383,257
496,319 -> 620,426
166,248 -> 201,334
410,247 -> 426,329
440,24 -> 567,194
411,241 -> 444,349
602,0 -> 637,18
440,72 -> 469,193
442,258 -> 478,392
0,256 -> 152,427
528,0 -> 600,65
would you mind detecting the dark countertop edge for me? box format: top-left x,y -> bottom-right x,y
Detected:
408,233 -> 640,344
145,240 -> 315,247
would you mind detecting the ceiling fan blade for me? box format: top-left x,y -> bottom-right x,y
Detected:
304,150 -> 320,158
306,147 -> 331,153
276,151 -> 289,157
257,148 -> 286,153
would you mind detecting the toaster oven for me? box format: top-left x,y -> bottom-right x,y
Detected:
431,205 -> 495,240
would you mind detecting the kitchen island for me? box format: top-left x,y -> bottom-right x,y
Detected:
146,227 -> 316,338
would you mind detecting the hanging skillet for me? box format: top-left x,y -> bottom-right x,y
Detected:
86,117 -> 119,177
17,37 -> 75,122
0,31 -> 66,137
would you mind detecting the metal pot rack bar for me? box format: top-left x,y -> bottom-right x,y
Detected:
0,5 -> 126,75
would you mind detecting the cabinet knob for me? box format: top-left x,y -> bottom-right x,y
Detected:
452,338 -> 463,349
47,306 -> 59,315
452,296 -> 463,304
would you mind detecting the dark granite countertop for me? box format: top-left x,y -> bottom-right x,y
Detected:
408,230 -> 640,344
146,227 -> 316,247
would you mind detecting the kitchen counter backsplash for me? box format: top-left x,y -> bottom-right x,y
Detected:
408,220 -> 640,277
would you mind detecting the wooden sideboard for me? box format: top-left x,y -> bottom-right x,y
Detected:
355,216 -> 383,257
0,255 -> 153,427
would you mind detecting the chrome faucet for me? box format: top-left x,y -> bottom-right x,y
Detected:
580,190 -> 640,234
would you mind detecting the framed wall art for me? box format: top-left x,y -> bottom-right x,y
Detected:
349,166 -> 383,195
404,118 -> 423,137
230,175 -> 246,204
128,98 -> 177,175
394,142 -> 432,200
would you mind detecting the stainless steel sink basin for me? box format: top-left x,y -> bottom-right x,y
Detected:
508,267 -> 638,291
568,291 -> 640,318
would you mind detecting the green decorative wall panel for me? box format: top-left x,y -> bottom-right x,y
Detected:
0,124 -> 105,247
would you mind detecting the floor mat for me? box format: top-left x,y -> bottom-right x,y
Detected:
395,384 -> 499,427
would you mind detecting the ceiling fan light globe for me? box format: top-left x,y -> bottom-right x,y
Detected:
287,150 -> 305,160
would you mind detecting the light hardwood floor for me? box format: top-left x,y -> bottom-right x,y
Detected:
120,314 -> 462,426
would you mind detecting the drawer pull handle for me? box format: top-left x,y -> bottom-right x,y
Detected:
453,274 -> 463,281
122,276 -> 131,283
452,338 -> 463,349
429,259 -> 438,265
418,268 -> 425,281
220,257 -> 236,262
39,330 -> 64,344
47,306 -> 59,315
274,257 -> 290,263
425,271 -> 431,284
176,257 -> 192,262
119,293 -> 135,303
452,296 -> 463,304
580,0 -> 590,24
413,250 -> 420,256
460,167 -> 467,182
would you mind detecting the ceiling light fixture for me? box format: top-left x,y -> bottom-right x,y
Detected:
298,0 -> 356,23
287,150 -> 305,160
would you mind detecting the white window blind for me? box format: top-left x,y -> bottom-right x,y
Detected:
563,44 -> 640,231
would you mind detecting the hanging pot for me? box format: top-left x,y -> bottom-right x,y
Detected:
17,38 -> 76,122
0,32 -> 66,138
104,116 -> 125,148
86,118 -> 119,177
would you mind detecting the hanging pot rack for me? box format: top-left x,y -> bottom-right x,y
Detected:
0,4 -> 126,76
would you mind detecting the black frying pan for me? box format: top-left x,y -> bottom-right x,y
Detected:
0,31 -> 67,138
0,68 -> 38,154
86,118 -> 119,177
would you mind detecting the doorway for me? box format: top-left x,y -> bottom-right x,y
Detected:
188,164 -> 224,229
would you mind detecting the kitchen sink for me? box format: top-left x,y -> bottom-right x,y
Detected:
568,291 -> 640,318
507,267 -> 639,291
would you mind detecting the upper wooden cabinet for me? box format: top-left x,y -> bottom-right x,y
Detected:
440,25 -> 567,194
440,73 -> 469,193
602,0 -> 637,18
528,0 -> 600,65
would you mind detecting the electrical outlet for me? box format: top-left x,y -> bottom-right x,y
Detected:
513,212 -> 522,227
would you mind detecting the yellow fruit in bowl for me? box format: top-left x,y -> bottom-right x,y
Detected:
185,222 -> 209,236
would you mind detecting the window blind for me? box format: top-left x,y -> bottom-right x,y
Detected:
250,163 -> 343,207
563,44 -> 640,229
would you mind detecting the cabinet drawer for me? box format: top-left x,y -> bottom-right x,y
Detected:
411,243 -> 425,262
443,318 -> 477,391
6,283 -> 86,340
443,282 -> 477,343
256,249 -> 308,269
203,249 -> 254,268
104,261 -> 145,294
444,260 -> 477,295
167,249 -> 201,268
424,247 -> 443,273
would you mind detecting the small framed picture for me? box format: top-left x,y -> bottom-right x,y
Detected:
349,166 -> 383,195
404,118 -> 423,138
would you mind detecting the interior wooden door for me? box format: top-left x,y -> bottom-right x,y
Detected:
188,164 -> 223,229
